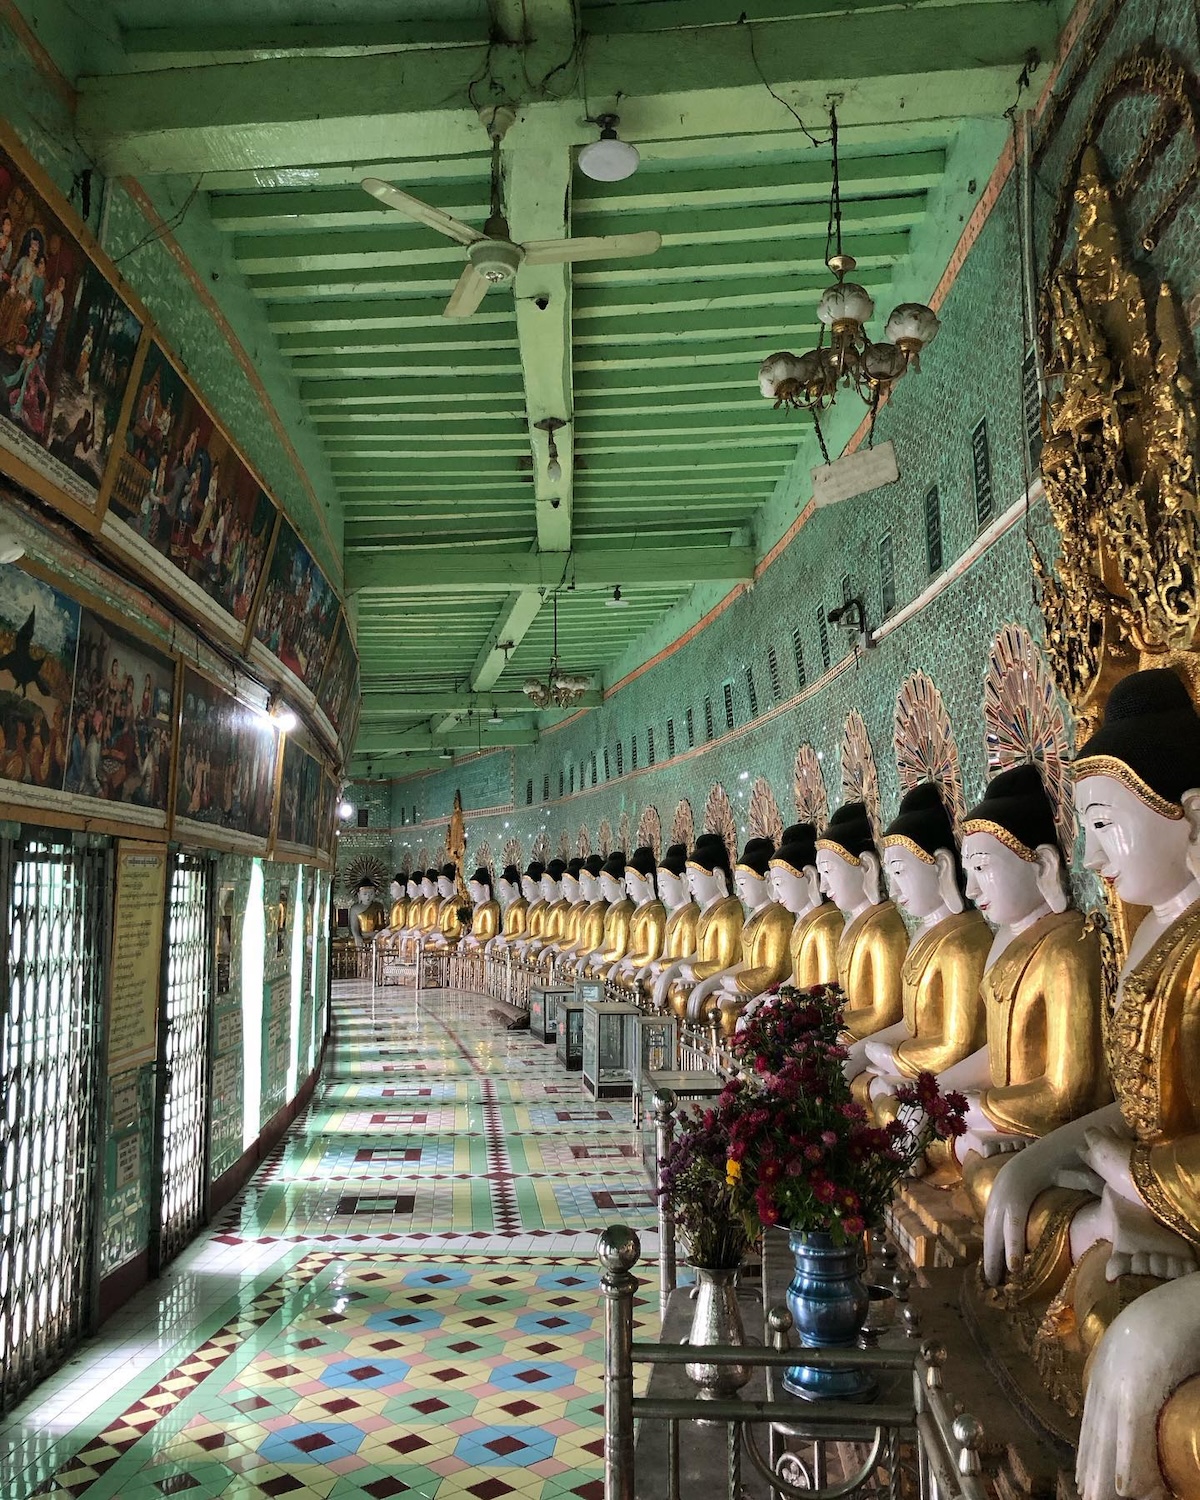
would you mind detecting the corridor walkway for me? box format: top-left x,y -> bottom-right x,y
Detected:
3,984 -> 659,1500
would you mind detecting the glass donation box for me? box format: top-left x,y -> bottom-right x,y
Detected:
555,993 -> 585,1070
530,984 -> 570,1044
581,999 -> 640,1101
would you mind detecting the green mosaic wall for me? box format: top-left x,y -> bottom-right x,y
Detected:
347,0 -> 1200,891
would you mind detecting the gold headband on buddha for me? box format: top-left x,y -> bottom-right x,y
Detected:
768,855 -> 810,874
1072,754 -> 1186,821
959,818 -> 1038,861
879,834 -> 937,864
685,859 -> 723,874
814,838 -> 861,864
735,862 -> 769,875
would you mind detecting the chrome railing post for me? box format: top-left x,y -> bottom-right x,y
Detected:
599,1226 -> 640,1500
651,1089 -> 678,1321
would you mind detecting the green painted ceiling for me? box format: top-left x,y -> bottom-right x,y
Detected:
66,0 -> 1063,776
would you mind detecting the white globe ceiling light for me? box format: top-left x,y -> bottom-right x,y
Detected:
578,115 -> 641,182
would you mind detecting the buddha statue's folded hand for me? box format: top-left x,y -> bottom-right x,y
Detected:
864,1038 -> 898,1075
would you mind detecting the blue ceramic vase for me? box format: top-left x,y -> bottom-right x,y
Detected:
783,1229 -> 876,1401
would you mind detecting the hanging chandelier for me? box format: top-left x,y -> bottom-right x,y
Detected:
522,593 -> 592,708
758,105 -> 940,417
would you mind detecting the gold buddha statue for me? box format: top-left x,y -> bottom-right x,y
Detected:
582,852 -> 635,980
388,871 -> 411,931
557,856 -> 609,982
487,864 -> 529,957
609,847 -> 667,996
349,877 -> 386,948
814,802 -> 906,1039
656,833 -> 743,1021
417,870 -> 442,934
460,867 -> 501,949
713,838 -> 795,1037
766,823 -> 840,990
532,858 -> 586,973
427,863 -> 464,948
850,783 -> 990,1110
637,844 -> 699,1006
522,861 -> 570,968
518,861 -> 550,956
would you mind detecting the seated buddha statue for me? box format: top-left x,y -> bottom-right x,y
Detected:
531,858 -> 585,975
815,801 -> 906,1039
581,853 -> 635,980
520,860 -> 569,966
654,834 -> 743,1021
486,864 -> 528,958
511,861 -> 548,957
556,855 -> 608,982
416,870 -> 442,937
982,672 -> 1200,1315
426,864 -> 465,949
608,847 -> 667,995
767,823 -> 841,990
848,783 -> 991,1108
933,764 -> 1107,1215
710,838 -> 796,1036
374,871 -> 411,956
349,877 -> 387,948
459,866 -> 501,951
635,843 -> 700,1005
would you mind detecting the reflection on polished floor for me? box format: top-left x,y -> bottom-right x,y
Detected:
2,984 -> 659,1500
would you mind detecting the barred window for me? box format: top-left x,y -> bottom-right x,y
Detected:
603,748 -> 611,780
525,780 -> 533,806
685,707 -> 695,748
972,417 -> 994,529
666,718 -> 676,758
630,735 -> 638,770
543,774 -> 550,801
615,741 -> 624,776
792,627 -> 806,689
703,698 -> 715,742
591,752 -> 598,785
767,647 -> 782,702
722,682 -> 735,731
924,486 -> 943,574
647,727 -> 656,765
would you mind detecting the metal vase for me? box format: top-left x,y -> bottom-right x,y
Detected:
684,1265 -> 752,1400
783,1229 -> 876,1401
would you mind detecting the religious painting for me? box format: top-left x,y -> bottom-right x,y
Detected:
317,613 -> 358,733
315,771 -> 337,856
276,737 -> 322,850
0,143 -> 143,510
253,519 -> 339,693
175,667 -> 277,842
108,342 -> 277,626
0,562 -> 79,792
65,609 -> 174,809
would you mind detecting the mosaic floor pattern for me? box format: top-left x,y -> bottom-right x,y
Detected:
2,985 -> 659,1500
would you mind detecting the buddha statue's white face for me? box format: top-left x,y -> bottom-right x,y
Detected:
734,868 -> 768,906
562,874 -> 582,901
962,833 -> 1054,928
816,848 -> 865,914
521,875 -> 539,902
356,885 -> 376,906
600,872 -> 624,902
626,870 -> 653,903
580,871 -> 601,901
1075,774 -> 1200,909
497,877 -> 519,904
688,864 -> 727,904
389,880 -> 403,901
657,869 -> 687,909
468,879 -> 487,903
884,846 -> 948,919
407,879 -> 421,899
437,875 -> 455,899
421,877 -> 436,898
540,874 -> 561,901
770,863 -> 820,916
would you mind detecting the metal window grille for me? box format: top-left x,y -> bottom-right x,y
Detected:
791,628 -> 807,689
590,753 -> 597,786
703,698 -> 714,741
744,666 -> 759,718
152,852 -> 214,1273
356,807 -> 369,828
569,766 -> 575,795
0,836 -> 110,1413
972,417 -> 994,529
1022,346 -> 1043,469
558,770 -> 564,798
615,742 -> 624,776
647,727 -> 656,766
604,748 -> 611,780
630,735 -> 638,770
666,719 -> 676,758
816,608 -> 831,672
411,805 -> 417,822
722,682 -> 736,731
543,775 -> 551,801
684,708 -> 695,748
924,485 -> 943,574
766,647 -> 782,702
879,532 -> 896,616
526,780 -> 533,805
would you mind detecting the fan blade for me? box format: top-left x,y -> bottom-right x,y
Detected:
361,177 -> 483,247
522,230 -> 662,266
444,264 -> 491,319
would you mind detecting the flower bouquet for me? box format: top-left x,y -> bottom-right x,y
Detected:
657,1107 -> 749,1270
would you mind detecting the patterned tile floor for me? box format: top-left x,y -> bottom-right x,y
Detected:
2,985 -> 659,1500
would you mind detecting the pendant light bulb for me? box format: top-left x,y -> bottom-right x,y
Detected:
578,115 -> 640,182
488,707 -> 503,726
547,455 -> 563,483
606,585 -> 628,608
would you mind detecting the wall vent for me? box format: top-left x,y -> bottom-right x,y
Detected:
603,747 -> 611,780
357,807 -> 369,828
647,727 -> 656,765
744,665 -> 759,718
591,752 -> 598,785
666,718 -> 676,757
543,774 -> 551,801
924,485 -> 943,574
616,741 -> 624,776
685,707 -> 695,748
792,628 -> 807,689
767,647 -> 782,702
630,735 -> 638,770
526,780 -> 533,806
703,697 -> 715,741
569,765 -> 575,794
972,417 -> 994,529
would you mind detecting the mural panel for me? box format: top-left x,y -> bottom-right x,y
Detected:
108,342 -> 277,626
175,667 -> 276,841
0,563 -> 78,789
0,143 -> 143,511
253,518 -> 339,693
317,614 -> 358,734
277,737 -> 322,850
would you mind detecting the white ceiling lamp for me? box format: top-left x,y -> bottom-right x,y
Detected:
488,706 -> 503,726
605,585 -> 628,608
578,115 -> 641,182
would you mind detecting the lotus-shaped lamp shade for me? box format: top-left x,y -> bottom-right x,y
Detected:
884,303 -> 941,365
758,351 -> 803,400
861,341 -> 908,384
817,281 -> 874,330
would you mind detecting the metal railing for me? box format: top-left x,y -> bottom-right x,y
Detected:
599,1226 -> 988,1500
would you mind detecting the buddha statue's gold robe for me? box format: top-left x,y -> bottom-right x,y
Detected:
470,899 -> 500,944
978,909 -> 1109,1138
536,900 -> 585,970
788,902 -> 841,988
419,895 -> 441,931
351,901 -> 386,944
525,899 -> 549,943
559,900 -> 609,979
837,902 -> 907,1039
436,897 -> 462,943
891,910 -> 991,1077
529,898 -> 570,964
731,902 -> 796,996
668,895 -> 744,1019
390,897 -> 409,929
611,900 -> 667,994
586,898 -> 634,978
1115,899 -> 1200,1248
640,901 -> 700,1002
500,897 -> 529,940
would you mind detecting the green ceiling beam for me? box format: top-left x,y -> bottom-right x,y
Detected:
358,688 -> 601,715
78,6 -> 1056,175
120,17 -> 486,59
345,544 -> 755,594
355,726 -> 539,755
208,185 -> 491,233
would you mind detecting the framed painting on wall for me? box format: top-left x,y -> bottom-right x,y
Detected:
316,612 -> 358,735
0,561 -> 79,791
174,666 -> 278,848
275,736 -> 322,853
252,517 -> 339,694
105,340 -> 278,635
0,131 -> 145,520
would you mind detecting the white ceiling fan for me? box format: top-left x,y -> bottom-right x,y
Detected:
361,117 -> 662,319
